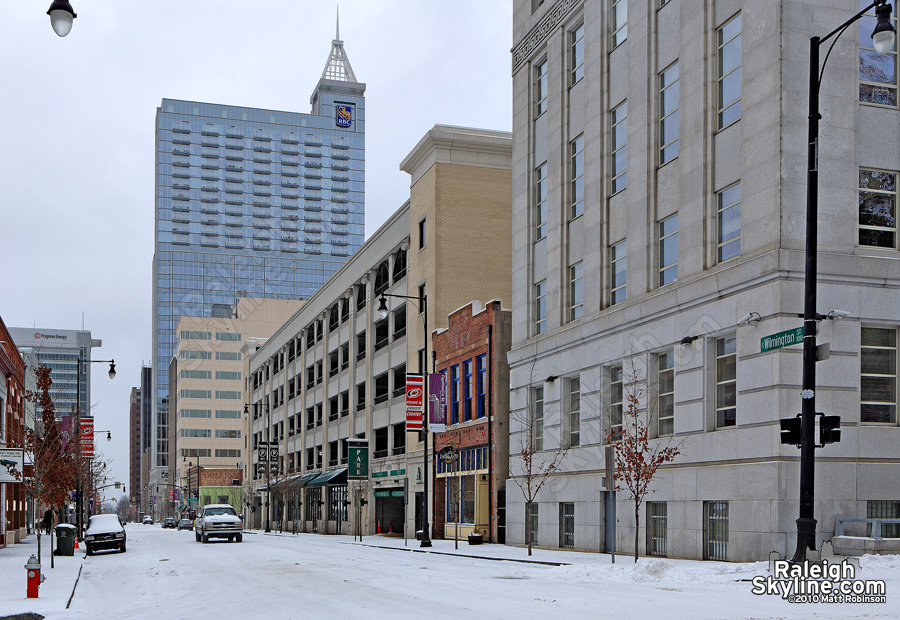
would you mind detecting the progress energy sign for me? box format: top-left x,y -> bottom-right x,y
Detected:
0,449 -> 24,483
80,417 -> 95,458
406,374 -> 425,430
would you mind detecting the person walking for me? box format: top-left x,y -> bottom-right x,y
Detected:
42,508 -> 53,535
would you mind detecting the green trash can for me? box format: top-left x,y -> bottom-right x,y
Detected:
55,524 -> 76,556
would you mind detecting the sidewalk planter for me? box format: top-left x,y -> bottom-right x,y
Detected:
467,533 -> 483,545
55,524 -> 76,556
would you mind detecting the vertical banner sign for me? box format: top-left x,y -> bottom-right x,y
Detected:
60,416 -> 74,450
428,373 -> 447,433
80,417 -> 95,458
406,374 -> 425,430
347,439 -> 369,479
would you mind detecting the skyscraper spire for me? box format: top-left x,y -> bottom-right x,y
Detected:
336,6 -> 340,41
320,6 -> 357,83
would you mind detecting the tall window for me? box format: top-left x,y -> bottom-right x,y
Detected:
647,501 -> 668,557
705,501 -> 729,561
535,163 -> 548,239
717,183 -> 741,262
859,169 -> 897,248
532,386 -> 544,452
659,62 -> 679,164
463,359 -> 473,422
535,60 -> 549,116
566,377 -> 581,447
535,280 -> 548,335
859,1 -> 898,106
418,217 -> 426,249
569,262 -> 584,320
659,214 -> 678,285
716,334 -> 737,428
559,502 -> 575,549
861,327 -> 897,424
527,502 -> 540,546
451,365 -> 460,425
657,351 -> 675,436
571,135 -> 585,218
611,0 -> 627,47
571,23 -> 585,84
611,102 -> 627,194
717,14 -> 742,128
611,241 -> 626,304
610,365 -> 623,440
476,354 -> 487,418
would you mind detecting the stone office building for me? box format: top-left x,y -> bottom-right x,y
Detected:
244,125 -> 512,536
507,0 -> 899,561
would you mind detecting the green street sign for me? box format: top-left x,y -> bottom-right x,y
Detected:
761,327 -> 804,353
348,439 -> 368,479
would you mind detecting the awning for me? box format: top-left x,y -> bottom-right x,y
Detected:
306,468 -> 348,487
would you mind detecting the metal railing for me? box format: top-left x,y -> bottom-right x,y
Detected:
835,518 -> 900,538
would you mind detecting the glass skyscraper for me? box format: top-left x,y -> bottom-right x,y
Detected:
151,33 -> 365,481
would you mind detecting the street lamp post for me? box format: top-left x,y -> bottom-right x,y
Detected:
75,357 -> 116,540
245,398 -> 272,532
377,292 -> 431,548
794,1 -> 895,563
47,0 -> 77,37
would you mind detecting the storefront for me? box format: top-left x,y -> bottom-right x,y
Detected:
437,445 -> 490,540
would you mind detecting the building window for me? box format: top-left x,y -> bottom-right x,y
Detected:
535,162 -> 548,240
716,334 -> 737,428
535,60 -> 548,116
611,241 -> 626,304
659,214 -> 678,285
718,14 -> 741,128
659,61 -> 679,164
559,502 -> 575,549
566,376 -> 581,447
532,386 -> 544,452
535,280 -> 548,335
451,365 -> 460,425
657,351 -> 675,436
647,501 -> 668,557
717,183 -> 741,262
611,0 -> 627,47
476,354 -> 487,419
571,23 -> 585,84
463,359 -> 473,421
610,365 -> 623,440
861,327 -> 897,424
610,102 -> 627,194
527,502 -> 539,546
418,216 -> 426,250
858,169 -> 897,248
571,135 -> 585,218
867,500 -> 900,538
704,501 -> 729,561
859,2 -> 898,106
569,262 -> 584,320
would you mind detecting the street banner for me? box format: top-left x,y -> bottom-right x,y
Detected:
348,439 -> 369,479
428,373 -> 447,433
406,374 -> 425,430
0,449 -> 24,483
80,417 -> 95,458
60,416 -> 74,450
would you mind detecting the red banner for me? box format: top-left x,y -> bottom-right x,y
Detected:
80,417 -> 95,458
406,374 -> 425,430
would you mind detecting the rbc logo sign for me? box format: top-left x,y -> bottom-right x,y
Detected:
336,105 -> 352,128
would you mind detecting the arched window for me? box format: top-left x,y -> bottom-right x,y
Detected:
329,306 -> 339,331
356,282 -> 367,310
374,261 -> 390,296
392,248 -> 407,282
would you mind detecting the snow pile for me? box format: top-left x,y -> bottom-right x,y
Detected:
858,553 -> 900,575
548,557 -> 769,585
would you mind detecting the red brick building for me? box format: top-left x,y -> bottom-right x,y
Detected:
432,300 -> 511,543
1,315 -> 27,549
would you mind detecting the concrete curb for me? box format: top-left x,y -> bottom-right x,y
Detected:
343,542 -> 570,566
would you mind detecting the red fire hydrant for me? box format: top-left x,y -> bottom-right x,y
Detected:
25,554 -> 44,598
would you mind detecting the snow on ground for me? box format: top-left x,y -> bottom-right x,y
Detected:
1,526 -> 897,620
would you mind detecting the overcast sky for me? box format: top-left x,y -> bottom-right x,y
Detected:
0,1 -> 512,496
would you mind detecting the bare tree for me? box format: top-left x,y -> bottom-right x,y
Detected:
510,363 -> 568,556
605,365 -> 683,563
350,478 -> 371,541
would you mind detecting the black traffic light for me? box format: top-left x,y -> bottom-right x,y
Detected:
780,416 -> 802,446
820,415 -> 841,445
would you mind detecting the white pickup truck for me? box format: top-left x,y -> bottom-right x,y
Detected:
194,504 -> 243,543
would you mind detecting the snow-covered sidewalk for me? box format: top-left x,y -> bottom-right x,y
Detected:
0,533 -> 85,618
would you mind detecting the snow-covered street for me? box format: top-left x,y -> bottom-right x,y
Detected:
1,526 -> 897,620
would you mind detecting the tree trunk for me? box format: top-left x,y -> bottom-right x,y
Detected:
634,503 -> 640,563
526,501 -> 533,556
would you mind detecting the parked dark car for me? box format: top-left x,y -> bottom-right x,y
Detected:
162,517 -> 176,529
177,518 -> 193,531
84,514 -> 126,555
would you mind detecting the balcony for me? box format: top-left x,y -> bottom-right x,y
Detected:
201,124 -> 219,136
253,130 -> 272,142
373,393 -> 388,406
200,205 -> 219,215
304,134 -> 323,147
172,204 -> 190,213
173,193 -> 189,202
282,132 -> 300,145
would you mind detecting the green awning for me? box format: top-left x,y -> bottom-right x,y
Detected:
306,468 -> 348,487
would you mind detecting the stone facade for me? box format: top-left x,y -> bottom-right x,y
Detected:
508,0 -> 900,561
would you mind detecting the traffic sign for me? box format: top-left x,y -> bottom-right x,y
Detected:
257,447 -> 268,461
269,448 -> 279,461
761,327 -> 804,353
